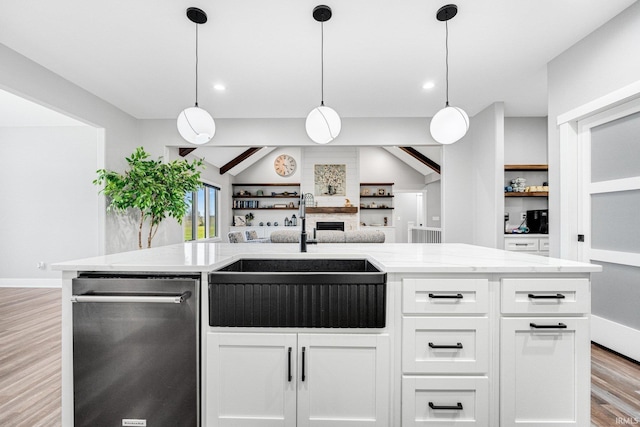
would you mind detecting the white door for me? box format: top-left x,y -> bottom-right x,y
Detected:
297,334 -> 390,427
577,98 -> 640,359
206,333 -> 297,427
500,317 -> 590,427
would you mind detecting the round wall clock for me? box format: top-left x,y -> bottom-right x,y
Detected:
274,154 -> 297,177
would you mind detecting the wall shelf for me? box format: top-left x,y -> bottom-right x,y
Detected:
232,207 -> 299,210
306,207 -> 358,214
504,164 -> 548,171
504,192 -> 548,197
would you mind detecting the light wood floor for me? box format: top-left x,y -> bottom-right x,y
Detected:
0,288 -> 61,427
1,287 -> 639,426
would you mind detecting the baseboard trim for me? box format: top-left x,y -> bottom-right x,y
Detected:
0,278 -> 62,288
592,315 -> 640,362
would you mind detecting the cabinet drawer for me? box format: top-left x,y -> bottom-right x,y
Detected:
403,317 -> 489,374
402,376 -> 489,426
403,278 -> 489,314
501,278 -> 590,314
539,238 -> 550,252
505,237 -> 538,251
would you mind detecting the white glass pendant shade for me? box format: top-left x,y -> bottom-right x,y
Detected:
305,105 -> 341,144
177,106 -> 216,145
430,105 -> 469,145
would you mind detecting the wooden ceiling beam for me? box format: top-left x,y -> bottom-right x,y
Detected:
399,146 -> 441,174
219,147 -> 263,175
179,147 -> 197,157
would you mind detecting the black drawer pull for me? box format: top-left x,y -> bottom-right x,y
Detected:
429,342 -> 463,349
528,293 -> 566,299
429,402 -> 463,410
529,322 -> 567,329
301,346 -> 306,382
288,347 -> 292,382
428,293 -> 463,299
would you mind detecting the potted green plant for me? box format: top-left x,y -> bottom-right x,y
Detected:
94,147 -> 204,249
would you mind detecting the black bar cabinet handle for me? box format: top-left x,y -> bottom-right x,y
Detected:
429,342 -> 463,349
288,347 -> 292,382
428,293 -> 463,299
429,402 -> 463,410
301,347 -> 306,382
528,293 -> 566,299
529,322 -> 567,329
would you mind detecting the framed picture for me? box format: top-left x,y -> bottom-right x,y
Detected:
314,164 -> 346,196
234,215 -> 246,226
377,188 -> 386,196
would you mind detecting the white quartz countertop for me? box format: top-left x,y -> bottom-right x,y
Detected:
53,242 -> 601,274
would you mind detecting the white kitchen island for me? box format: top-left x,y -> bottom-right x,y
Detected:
55,242 -> 600,427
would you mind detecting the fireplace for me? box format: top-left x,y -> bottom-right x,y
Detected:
316,221 -> 345,231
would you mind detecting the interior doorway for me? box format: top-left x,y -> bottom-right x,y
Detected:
0,89 -> 103,286
577,97 -> 640,361
394,191 -> 426,243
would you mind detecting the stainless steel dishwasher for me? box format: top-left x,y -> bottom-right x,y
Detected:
71,273 -> 200,427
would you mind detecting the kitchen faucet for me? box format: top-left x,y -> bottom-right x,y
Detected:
300,195 -> 307,252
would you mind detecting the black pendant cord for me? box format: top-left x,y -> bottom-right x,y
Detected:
445,19 -> 449,107
320,20 -> 325,107
195,23 -> 199,108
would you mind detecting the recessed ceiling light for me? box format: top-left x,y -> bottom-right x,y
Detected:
422,81 -> 435,90
213,84 -> 226,91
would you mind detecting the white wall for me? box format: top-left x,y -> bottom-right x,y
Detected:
442,133 -> 473,243
0,126 -> 99,284
547,2 -> 640,358
359,147 -> 427,191
0,44 -> 141,254
504,117 -> 547,164
547,1 -> 640,257
198,117 -> 440,147
472,103 -> 504,248
443,102 -> 504,246
426,180 -> 441,228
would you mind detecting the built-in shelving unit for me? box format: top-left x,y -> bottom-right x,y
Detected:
231,183 -> 301,227
504,165 -> 548,242
232,183 -> 300,210
360,183 -> 394,228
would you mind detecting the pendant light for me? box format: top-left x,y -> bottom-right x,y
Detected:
306,5 -> 341,145
430,4 -> 469,145
177,7 -> 216,145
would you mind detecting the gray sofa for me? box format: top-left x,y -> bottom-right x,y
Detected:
269,229 -> 385,243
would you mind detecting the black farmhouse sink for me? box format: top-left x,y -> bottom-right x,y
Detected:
208,258 -> 386,328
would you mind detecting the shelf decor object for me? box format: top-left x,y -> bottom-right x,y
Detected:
305,5 -> 341,144
429,4 -> 469,145
177,7 -> 216,145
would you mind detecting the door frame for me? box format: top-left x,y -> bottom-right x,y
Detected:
558,82 -> 640,360
556,79 -> 640,260
576,98 -> 640,266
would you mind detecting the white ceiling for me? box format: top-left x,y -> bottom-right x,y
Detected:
0,0 -> 635,121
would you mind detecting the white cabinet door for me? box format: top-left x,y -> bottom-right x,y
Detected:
297,334 -> 390,427
500,317 -> 590,427
206,333 -> 297,427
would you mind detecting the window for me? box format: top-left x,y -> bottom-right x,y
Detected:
184,183 -> 219,241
